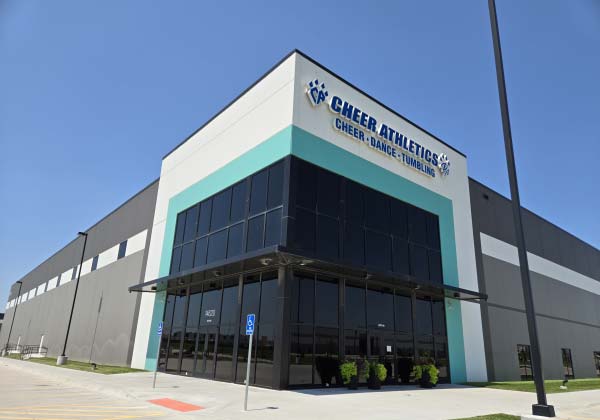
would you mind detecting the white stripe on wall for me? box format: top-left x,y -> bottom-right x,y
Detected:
125,230 -> 147,257
5,229 -> 149,307
480,232 -> 600,296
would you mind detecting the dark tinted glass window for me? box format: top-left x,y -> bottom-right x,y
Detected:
410,244 -> 429,282
198,200 -> 212,236
71,267 -> 77,280
200,286 -> 221,326
316,215 -> 339,260
296,160 -> 317,210
180,242 -> 195,272
391,201 -> 408,238
294,208 -> 315,252
174,212 -> 186,245
230,181 -> 247,222
394,293 -> 412,333
426,213 -> 440,250
184,205 -> 199,242
345,282 -> 366,329
416,298 -> 433,335
220,282 -> 239,326
314,327 -> 339,385
117,240 -> 127,259
365,190 -> 390,231
365,231 -> 392,270
562,348 -> 575,378
186,292 -> 202,329
267,161 -> 284,208
249,169 -> 268,215
172,294 -> 187,328
317,169 -> 340,217
428,251 -> 443,284
264,209 -> 282,247
289,325 -> 314,385
163,293 -> 176,329
345,181 -> 364,223
408,206 -> 427,245
393,239 -> 410,275
207,229 -> 227,263
211,189 -> 232,231
246,214 -> 265,252
259,275 -> 278,325
170,247 -> 182,274
91,255 -> 99,271
194,237 -> 208,267
241,276 -> 260,320
432,300 -> 446,335
367,286 -> 394,330
227,222 -> 244,258
290,274 -> 314,324
343,223 -> 364,266
214,324 -> 235,381
315,277 -> 338,326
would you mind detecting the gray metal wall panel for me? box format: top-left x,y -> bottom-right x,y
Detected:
470,178 -> 600,381
1,180 -> 159,367
6,180 -> 159,301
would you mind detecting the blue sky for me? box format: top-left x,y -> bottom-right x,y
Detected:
0,0 -> 599,306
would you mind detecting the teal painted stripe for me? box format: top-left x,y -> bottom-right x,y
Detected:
144,126 -> 293,370
290,126 -> 466,383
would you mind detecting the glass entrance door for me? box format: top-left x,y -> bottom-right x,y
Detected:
368,331 -> 395,383
194,327 -> 218,378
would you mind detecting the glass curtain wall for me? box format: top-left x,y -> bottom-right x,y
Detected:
236,271 -> 278,387
158,271 -> 278,387
288,272 -> 449,387
288,157 -> 443,285
169,160 -> 284,276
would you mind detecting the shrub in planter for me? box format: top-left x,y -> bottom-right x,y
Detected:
366,362 -> 387,390
340,361 -> 358,390
412,363 -> 439,388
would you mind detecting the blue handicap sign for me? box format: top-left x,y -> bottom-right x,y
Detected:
157,321 -> 163,336
245,314 -> 255,335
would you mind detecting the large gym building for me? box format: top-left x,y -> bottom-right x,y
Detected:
2,50 -> 599,389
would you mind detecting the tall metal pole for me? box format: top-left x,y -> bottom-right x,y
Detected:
4,281 -> 23,353
487,0 -> 555,417
58,231 -> 88,364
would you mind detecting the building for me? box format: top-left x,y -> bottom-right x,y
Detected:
1,50 -> 599,388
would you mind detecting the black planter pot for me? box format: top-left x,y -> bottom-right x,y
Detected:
419,370 -> 435,389
367,375 -> 381,390
347,375 -> 358,390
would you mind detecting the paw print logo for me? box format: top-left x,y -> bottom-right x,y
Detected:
306,79 -> 328,106
438,153 -> 451,176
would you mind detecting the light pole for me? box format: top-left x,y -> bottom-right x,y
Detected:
57,231 -> 88,365
487,0 -> 555,417
3,280 -> 23,355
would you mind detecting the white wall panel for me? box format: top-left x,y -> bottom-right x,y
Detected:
98,244 -> 119,270
47,277 -> 58,291
133,55 -> 297,366
126,230 -> 148,257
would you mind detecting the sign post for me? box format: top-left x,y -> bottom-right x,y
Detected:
153,321 -> 163,389
244,314 -> 255,411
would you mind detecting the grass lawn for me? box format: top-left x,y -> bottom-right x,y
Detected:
451,415 -> 518,420
6,355 -> 144,374
467,378 -> 600,393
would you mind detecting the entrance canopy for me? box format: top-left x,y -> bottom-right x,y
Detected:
129,245 -> 486,302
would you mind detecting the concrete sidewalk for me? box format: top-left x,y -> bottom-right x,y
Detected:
1,358 -> 599,420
